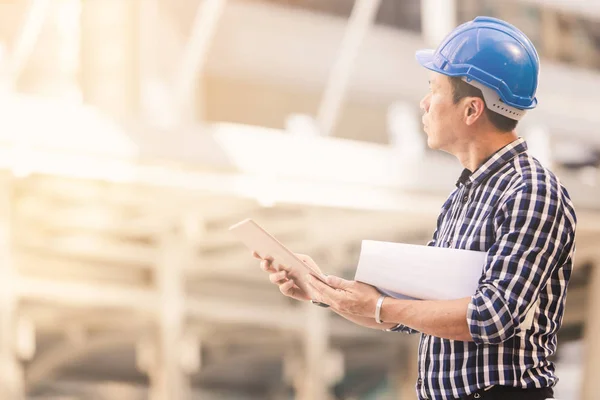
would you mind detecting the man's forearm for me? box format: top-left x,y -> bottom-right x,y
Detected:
380,296 -> 473,341
334,309 -> 397,330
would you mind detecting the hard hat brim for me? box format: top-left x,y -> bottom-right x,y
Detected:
415,49 -> 436,71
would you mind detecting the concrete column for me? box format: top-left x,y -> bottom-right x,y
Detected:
174,0 -> 227,125
421,0 -> 456,47
524,125 -> 553,169
268,385 -> 291,400
387,101 -> 426,160
284,303 -> 343,400
581,262 -> 600,400
138,0 -> 160,122
540,8 -> 561,61
300,303 -> 330,400
2,0 -> 52,94
317,0 -> 382,137
0,175 -> 24,400
148,222 -> 196,400
389,335 -> 419,399
80,0 -> 140,117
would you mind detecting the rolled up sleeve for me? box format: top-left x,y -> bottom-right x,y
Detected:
467,183 -> 573,345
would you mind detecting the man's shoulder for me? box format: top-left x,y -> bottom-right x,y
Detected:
506,153 -> 577,226
509,153 -> 563,194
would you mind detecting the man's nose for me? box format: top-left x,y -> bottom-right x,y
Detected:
420,94 -> 430,113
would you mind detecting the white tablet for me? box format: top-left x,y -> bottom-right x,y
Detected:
228,218 -> 329,295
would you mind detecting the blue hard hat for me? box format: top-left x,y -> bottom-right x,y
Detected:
416,16 -> 540,113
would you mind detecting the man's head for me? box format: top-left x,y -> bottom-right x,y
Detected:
415,17 -> 539,152
420,72 -> 518,152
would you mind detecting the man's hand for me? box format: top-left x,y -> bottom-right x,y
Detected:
306,274 -> 382,319
252,251 -> 310,301
253,252 -> 399,330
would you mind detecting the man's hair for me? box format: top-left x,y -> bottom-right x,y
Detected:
449,77 -> 518,132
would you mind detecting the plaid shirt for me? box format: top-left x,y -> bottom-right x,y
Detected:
392,138 -> 577,400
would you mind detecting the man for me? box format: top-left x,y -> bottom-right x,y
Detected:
255,17 -> 576,400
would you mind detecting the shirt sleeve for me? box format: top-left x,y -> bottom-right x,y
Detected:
467,183 -> 574,345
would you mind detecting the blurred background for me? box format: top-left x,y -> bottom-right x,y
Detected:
0,0 -> 598,399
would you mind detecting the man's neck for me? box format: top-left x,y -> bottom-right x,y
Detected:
454,132 -> 518,172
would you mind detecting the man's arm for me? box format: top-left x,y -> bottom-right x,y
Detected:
381,184 -> 573,343
309,182 -> 574,343
379,297 -> 472,341
307,275 -> 466,338
334,309 -> 398,330
465,184 -> 573,345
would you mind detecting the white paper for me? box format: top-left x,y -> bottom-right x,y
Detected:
354,240 -> 487,300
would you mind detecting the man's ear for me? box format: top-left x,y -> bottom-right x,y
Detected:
464,97 -> 485,125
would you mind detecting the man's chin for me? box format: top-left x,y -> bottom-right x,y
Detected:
426,135 -> 440,150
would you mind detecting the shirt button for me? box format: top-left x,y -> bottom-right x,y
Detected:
417,378 -> 423,385
462,194 -> 469,203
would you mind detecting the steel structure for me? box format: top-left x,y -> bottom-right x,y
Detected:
0,0 -> 597,399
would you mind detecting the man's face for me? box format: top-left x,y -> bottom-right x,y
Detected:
419,72 -> 463,152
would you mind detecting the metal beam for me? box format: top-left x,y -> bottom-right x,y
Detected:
16,276 -> 157,312
0,124 -> 597,215
317,0 -> 382,136
15,273 -> 382,341
187,296 -> 302,332
16,202 -> 165,237
0,0 -> 52,92
15,254 -> 150,287
26,331 -> 140,388
15,230 -> 157,267
138,0 -> 160,121
420,0 -> 456,47
174,0 -> 228,124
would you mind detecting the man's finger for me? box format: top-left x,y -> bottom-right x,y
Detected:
325,275 -> 350,290
279,279 -> 295,295
306,280 -> 323,303
277,263 -> 291,273
310,274 -> 340,293
306,275 -> 335,303
261,259 -> 275,272
269,271 -> 288,284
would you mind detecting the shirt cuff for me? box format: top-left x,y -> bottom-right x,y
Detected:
387,324 -> 419,334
